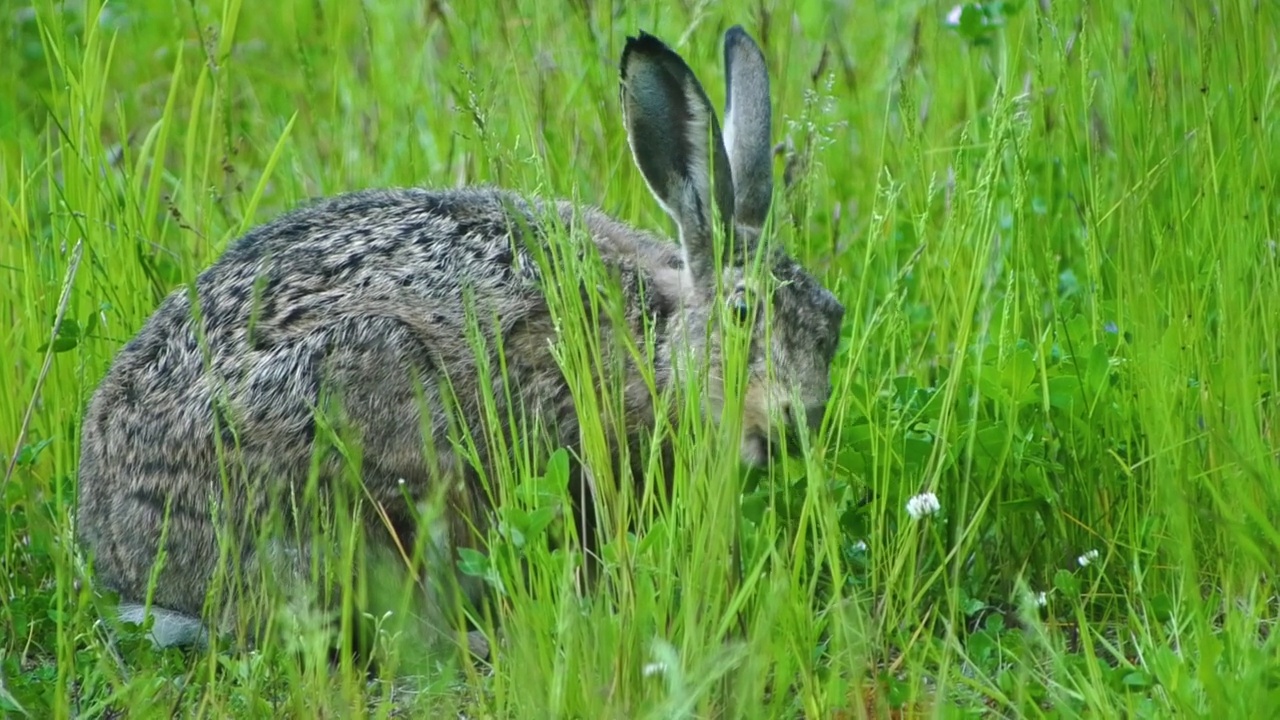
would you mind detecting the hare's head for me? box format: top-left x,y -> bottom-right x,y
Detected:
620,27 -> 845,465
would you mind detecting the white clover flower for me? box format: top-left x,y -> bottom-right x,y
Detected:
905,492 -> 941,520
1077,549 -> 1100,567
1031,590 -> 1047,607
850,539 -> 868,553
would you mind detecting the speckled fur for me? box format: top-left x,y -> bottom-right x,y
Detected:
75,26 -> 845,656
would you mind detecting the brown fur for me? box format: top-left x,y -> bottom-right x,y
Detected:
75,27 -> 845,658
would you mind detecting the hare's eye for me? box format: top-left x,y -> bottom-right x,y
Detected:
730,296 -> 753,324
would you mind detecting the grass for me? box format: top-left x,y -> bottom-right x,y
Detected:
3,0 -> 1280,716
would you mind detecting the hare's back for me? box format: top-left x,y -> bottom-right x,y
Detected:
203,187 -> 551,333
79,187 -> 561,497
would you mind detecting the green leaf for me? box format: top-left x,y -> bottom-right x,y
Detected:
635,521 -> 668,556
972,423 -> 1009,463
541,447 -> 571,493
82,307 -> 101,339
962,595 -> 986,617
524,505 -> 558,539
1063,314 -> 1091,351
1003,346 -> 1037,400
1047,375 -> 1085,414
1148,593 -> 1175,623
1121,670 -> 1154,689
843,421 -> 875,446
838,503 -> 869,538
967,631 -> 995,666
984,613 -> 1005,633
456,547 -> 491,578
1053,569 -> 1081,598
902,437 -> 933,468
880,671 -> 911,708
891,375 -> 919,404
0,691 -> 26,716
15,438 -> 53,467
915,386 -> 945,420
36,337 -> 78,353
499,513 -> 527,549
976,373 -> 1009,405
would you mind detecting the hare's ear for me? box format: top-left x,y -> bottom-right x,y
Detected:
620,31 -> 735,285
722,26 -> 773,231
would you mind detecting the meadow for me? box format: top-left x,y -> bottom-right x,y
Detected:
3,0 -> 1280,717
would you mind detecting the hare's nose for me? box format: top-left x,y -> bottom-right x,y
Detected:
782,402 -> 826,432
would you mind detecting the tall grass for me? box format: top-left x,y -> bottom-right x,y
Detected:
3,0 -> 1279,717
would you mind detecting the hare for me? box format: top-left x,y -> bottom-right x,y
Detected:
74,26 -> 845,660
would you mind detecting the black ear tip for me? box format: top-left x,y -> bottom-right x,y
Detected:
620,30 -> 691,83
724,24 -> 762,54
623,30 -> 673,62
